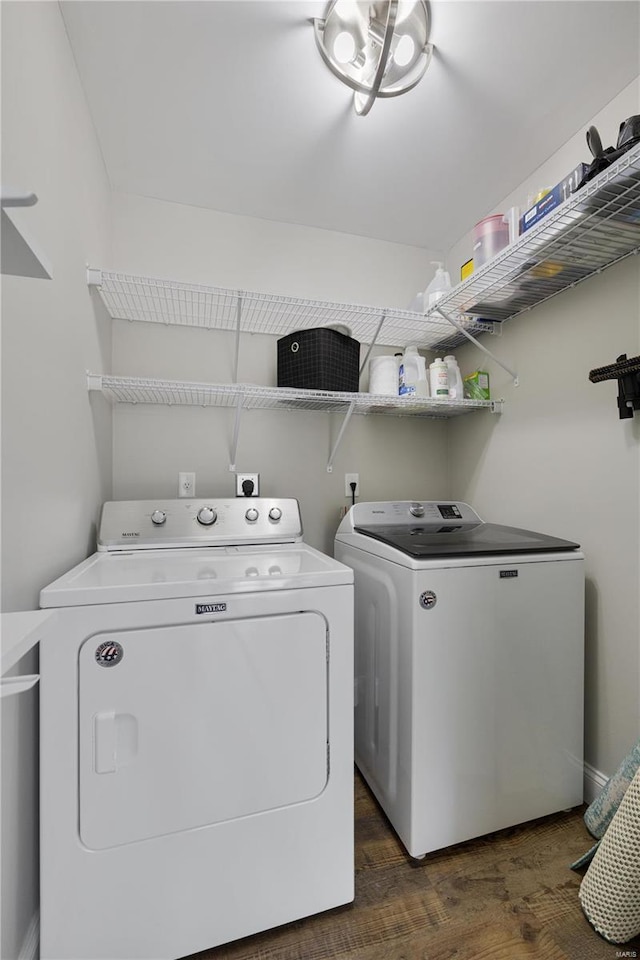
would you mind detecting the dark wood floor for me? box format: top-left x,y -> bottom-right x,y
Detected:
192,771 -> 640,960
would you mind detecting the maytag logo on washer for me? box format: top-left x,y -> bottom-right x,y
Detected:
95,641 -> 124,667
419,591 -> 437,610
195,603 -> 227,615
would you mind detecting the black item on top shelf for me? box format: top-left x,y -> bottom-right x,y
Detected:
277,327 -> 360,392
589,353 -> 640,420
578,117 -> 640,189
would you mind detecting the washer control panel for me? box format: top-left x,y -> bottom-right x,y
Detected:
338,500 -> 482,531
98,499 -> 303,551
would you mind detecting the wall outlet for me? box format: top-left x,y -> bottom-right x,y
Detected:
178,472 -> 196,498
236,473 -> 259,497
345,473 -> 359,498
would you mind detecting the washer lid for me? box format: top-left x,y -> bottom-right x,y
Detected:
40,542 -> 353,607
354,522 -> 580,558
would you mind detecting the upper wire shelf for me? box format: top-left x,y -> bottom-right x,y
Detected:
430,143 -> 640,323
88,145 -> 640,359
87,269 -> 494,353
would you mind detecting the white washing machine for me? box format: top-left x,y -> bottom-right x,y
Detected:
39,498 -> 354,960
335,500 -> 584,860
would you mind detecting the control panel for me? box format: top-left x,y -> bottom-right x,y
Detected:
342,501 -> 482,529
98,499 -> 303,551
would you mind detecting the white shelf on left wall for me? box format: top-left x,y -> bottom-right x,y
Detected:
1,189 -> 52,279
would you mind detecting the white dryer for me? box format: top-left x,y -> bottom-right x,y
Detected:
39,498 -> 354,960
335,500 -> 584,860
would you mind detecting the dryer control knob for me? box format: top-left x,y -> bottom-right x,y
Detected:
268,507 -> 282,522
409,502 -> 425,517
151,510 -> 167,525
245,507 -> 259,522
197,506 -> 217,526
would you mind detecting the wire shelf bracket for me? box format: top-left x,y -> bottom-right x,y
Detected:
229,393 -> 244,472
327,401 -> 357,473
233,295 -> 242,384
435,305 -> 519,386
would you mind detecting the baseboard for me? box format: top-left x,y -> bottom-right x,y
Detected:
18,908 -> 39,960
583,762 -> 608,806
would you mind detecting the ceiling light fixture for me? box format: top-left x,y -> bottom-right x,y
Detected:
313,0 -> 433,116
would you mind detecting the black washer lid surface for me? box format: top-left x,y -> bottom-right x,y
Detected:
353,522 -> 580,558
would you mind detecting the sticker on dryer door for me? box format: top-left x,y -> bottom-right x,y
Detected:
95,641 -> 124,667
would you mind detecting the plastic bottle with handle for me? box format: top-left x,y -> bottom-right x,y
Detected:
444,355 -> 464,399
424,262 -> 452,310
399,346 -> 429,397
429,358 -> 450,398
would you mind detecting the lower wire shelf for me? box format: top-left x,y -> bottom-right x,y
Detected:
87,373 -> 503,418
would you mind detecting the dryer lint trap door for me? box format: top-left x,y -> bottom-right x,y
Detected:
79,613 -> 329,850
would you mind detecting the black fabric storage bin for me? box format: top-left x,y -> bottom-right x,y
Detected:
277,328 -> 360,392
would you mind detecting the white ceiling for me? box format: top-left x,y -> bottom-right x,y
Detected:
61,1 -> 640,251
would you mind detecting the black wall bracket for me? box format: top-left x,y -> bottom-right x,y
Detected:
589,354 -> 640,419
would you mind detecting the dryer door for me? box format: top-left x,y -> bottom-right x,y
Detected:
78,612 -> 328,849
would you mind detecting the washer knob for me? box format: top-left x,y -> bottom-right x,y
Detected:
268,507 -> 282,522
151,510 -> 167,525
409,502 -> 425,517
245,507 -> 259,522
196,506 -> 217,526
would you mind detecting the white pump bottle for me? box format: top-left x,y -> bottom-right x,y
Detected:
424,262 -> 452,310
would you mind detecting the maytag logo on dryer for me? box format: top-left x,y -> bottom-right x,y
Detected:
195,602 -> 227,615
121,531 -> 140,538
500,570 -> 518,578
95,641 -> 124,667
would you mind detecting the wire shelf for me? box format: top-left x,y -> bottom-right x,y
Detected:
88,374 -> 500,419
88,270 -> 494,352
88,145 -> 640,363
430,144 -> 640,322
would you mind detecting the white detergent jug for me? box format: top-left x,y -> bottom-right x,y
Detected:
399,346 -> 428,397
369,355 -> 400,395
444,355 -> 464,399
429,358 -> 450,398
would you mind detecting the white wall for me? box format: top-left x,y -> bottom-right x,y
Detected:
446,80 -> 640,778
109,193 -> 450,556
1,2 -> 113,612
1,4 -> 112,957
